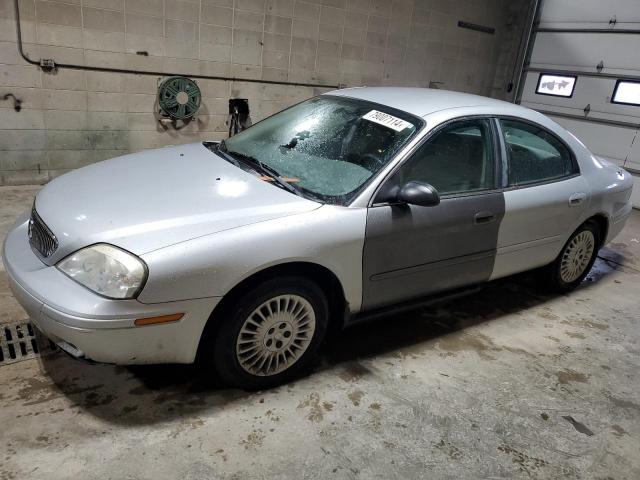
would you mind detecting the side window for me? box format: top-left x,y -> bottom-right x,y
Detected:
395,119 -> 495,195
500,119 -> 575,186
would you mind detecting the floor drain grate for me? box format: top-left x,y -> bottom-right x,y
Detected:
0,321 -> 56,365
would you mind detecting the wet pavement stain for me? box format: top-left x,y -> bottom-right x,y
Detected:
538,310 -> 560,321
83,392 -> 116,408
562,416 -> 594,436
347,390 -> 365,407
565,331 -> 586,339
264,409 -> 281,422
337,361 -> 371,383
497,444 -> 549,476
189,419 -> 204,429
607,394 -> 640,413
15,377 -> 104,407
502,345 -> 536,358
435,439 -> 462,460
436,332 -> 499,360
611,424 -> 628,438
322,401 -> 334,412
239,429 -> 265,450
556,369 -> 589,385
297,393 -> 324,422
609,242 -> 638,262
561,318 -> 609,331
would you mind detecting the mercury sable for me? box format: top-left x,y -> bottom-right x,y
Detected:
3,87 -> 633,389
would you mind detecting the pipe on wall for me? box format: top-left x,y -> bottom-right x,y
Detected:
12,0 -> 340,90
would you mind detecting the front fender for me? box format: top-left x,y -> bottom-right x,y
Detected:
138,206 -> 367,313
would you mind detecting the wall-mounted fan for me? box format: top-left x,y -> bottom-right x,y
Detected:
157,76 -> 201,121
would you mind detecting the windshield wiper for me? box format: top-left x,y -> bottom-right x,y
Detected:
225,149 -> 301,197
214,142 -> 323,202
210,140 -> 239,167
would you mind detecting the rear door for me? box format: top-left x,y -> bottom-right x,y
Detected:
491,118 -> 589,279
361,117 -> 505,311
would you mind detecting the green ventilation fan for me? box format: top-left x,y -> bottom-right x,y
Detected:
158,76 -> 201,120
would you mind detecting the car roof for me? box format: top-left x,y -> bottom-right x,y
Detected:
325,86 -> 529,118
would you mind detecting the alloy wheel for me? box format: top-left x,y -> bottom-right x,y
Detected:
560,230 -> 595,283
236,294 -> 316,376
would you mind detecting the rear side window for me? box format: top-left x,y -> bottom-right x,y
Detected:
500,119 -> 575,186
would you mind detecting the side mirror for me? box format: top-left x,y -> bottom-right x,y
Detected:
398,181 -> 440,207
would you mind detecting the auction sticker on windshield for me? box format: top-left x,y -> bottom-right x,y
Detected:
362,110 -> 411,132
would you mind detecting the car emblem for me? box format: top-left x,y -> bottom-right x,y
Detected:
27,219 -> 34,239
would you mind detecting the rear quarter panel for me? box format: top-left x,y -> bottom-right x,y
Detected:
581,156 -> 634,243
498,111 -> 634,240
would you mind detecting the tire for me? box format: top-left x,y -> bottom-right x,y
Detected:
546,221 -> 600,292
209,276 -> 328,390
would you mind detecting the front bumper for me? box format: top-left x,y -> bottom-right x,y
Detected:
2,219 -> 220,364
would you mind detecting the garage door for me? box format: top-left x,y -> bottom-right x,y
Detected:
517,0 -> 640,207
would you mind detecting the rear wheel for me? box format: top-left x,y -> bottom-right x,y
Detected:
547,221 -> 600,292
210,277 -> 328,389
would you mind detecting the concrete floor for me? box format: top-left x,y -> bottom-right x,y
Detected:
1,185 -> 639,480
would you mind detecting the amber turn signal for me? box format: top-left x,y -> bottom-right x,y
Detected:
134,313 -> 184,327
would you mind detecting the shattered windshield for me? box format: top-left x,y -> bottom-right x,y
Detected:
222,95 -> 421,205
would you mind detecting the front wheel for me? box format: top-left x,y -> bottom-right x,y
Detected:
546,221 -> 600,292
210,277 -> 328,390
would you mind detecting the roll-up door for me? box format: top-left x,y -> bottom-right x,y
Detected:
516,0 -> 640,207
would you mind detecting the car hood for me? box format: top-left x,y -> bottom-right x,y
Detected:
35,142 -> 320,264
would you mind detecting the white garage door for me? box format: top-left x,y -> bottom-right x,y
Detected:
517,0 -> 640,207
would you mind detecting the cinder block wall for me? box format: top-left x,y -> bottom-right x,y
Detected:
0,0 -> 527,186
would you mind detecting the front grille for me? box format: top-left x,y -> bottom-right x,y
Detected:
28,208 -> 58,258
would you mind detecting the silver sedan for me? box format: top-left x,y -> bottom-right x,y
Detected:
3,87 -> 633,389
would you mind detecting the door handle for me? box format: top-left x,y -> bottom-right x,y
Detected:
569,192 -> 587,206
474,211 -> 496,224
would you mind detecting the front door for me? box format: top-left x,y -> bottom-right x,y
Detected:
362,118 -> 505,310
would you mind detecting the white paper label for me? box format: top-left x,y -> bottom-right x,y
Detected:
362,110 -> 411,132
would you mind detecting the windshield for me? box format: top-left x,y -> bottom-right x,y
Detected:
222,95 -> 421,205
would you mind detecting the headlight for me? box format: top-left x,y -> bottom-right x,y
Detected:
57,244 -> 147,299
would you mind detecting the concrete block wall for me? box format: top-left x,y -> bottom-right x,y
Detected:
0,0 -> 528,185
